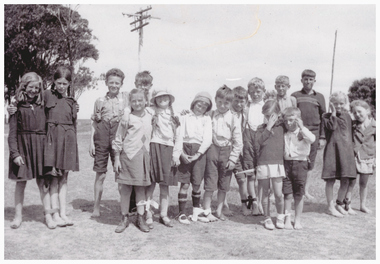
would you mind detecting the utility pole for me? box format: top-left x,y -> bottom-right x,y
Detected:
123,6 -> 160,70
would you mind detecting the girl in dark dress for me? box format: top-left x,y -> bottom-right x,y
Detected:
44,66 -> 79,226
8,72 -> 57,229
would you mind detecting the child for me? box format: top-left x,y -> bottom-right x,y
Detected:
274,75 -> 297,112
145,90 -> 182,227
242,77 -> 266,215
8,72 -> 56,229
283,107 -> 315,229
89,68 -> 129,218
203,85 -> 243,221
176,92 -> 213,224
351,100 -> 376,213
135,70 -> 153,102
112,89 -> 153,233
44,66 -> 79,226
224,86 -> 259,216
291,69 -> 326,200
254,99 -> 286,230
322,92 -> 357,217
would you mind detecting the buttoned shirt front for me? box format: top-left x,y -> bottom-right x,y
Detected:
284,126 -> 316,160
91,92 -> 129,123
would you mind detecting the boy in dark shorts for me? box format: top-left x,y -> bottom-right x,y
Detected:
202,85 -> 243,221
282,107 -> 315,229
291,69 -> 326,200
89,68 -> 129,217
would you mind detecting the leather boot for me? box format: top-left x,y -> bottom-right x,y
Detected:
136,214 -> 150,232
115,214 -> 129,233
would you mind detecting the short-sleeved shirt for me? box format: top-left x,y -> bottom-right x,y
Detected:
91,92 -> 129,123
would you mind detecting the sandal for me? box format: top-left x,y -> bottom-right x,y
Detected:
178,214 -> 190,225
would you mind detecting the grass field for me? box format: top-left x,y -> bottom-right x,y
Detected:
3,120 -> 376,259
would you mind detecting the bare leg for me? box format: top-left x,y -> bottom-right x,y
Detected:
216,190 -> 227,220
254,177 -> 264,215
37,179 -> 56,229
271,177 -> 284,214
247,176 -> 259,215
145,182 -> 156,219
50,177 -> 66,226
58,172 -> 73,225
92,172 -> 106,217
259,179 -> 270,218
11,181 -> 27,228
359,174 -> 371,213
336,178 -> 349,215
236,176 -> 249,215
345,178 -> 357,215
325,178 -> 343,217
304,170 -> 315,200
203,190 -> 218,221
283,193 -> 293,230
293,195 -> 304,230
159,184 -> 169,219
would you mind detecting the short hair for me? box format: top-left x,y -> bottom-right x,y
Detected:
301,69 -> 316,78
282,107 -> 301,119
129,88 -> 148,104
275,75 -> 290,84
215,85 -> 234,102
15,72 -> 44,105
350,99 -> 372,113
233,86 -> 248,101
135,71 -> 153,86
247,77 -> 265,92
330,91 -> 350,111
105,68 -> 125,83
263,90 -> 278,101
262,99 -> 281,116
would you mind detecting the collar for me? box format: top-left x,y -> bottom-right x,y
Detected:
288,127 -> 300,135
301,88 -> 316,95
277,94 -> 288,100
105,92 -> 120,100
214,109 -> 230,117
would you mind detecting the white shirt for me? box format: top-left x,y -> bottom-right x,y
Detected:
247,101 -> 265,131
284,126 -> 316,160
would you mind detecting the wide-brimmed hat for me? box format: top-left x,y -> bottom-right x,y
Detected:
191,91 -> 213,112
150,90 -> 175,105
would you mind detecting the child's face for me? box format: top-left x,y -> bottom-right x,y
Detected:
130,93 -> 146,112
331,97 -> 346,114
106,75 -> 123,96
301,76 -> 316,93
248,87 -> 264,103
135,80 -> 153,90
352,106 -> 371,123
232,98 -> 247,113
193,101 -> 209,116
284,114 -> 298,132
155,95 -> 170,109
25,81 -> 40,100
215,97 -> 231,114
54,78 -> 70,95
275,82 -> 290,97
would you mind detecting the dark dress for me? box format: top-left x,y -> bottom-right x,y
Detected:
8,102 -> 47,181
322,112 -> 356,179
44,90 -> 79,171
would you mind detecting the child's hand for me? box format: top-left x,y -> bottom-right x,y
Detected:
329,102 -> 336,116
318,139 -> 326,149
180,109 -> 191,116
114,158 -> 121,173
13,156 -> 24,166
188,153 -> 201,163
181,153 -> 191,164
266,113 -> 278,130
295,118 -> 304,129
7,105 -> 17,115
225,160 -> 235,171
75,103 -> 80,112
89,143 -> 95,158
172,159 -> 180,167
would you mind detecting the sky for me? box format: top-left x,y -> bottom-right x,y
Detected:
73,3 -> 376,119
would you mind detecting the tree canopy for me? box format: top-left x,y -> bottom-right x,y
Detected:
347,77 -> 376,115
4,4 -> 99,101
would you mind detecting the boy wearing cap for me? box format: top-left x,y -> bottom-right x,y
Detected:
176,92 -> 213,224
274,75 -> 297,112
291,69 -> 326,200
202,85 -> 243,221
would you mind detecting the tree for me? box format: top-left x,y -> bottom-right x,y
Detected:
4,4 -> 99,102
347,77 -> 376,116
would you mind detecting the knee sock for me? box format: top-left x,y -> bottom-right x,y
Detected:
178,193 -> 187,215
192,191 -> 201,208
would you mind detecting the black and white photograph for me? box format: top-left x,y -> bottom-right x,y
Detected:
2,2 -> 376,260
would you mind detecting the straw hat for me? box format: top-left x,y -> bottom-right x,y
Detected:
150,90 -> 175,105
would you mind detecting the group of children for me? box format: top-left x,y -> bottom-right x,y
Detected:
8,67 -> 375,234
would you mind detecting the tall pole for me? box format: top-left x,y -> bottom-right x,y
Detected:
329,30 -> 338,96
123,6 -> 160,70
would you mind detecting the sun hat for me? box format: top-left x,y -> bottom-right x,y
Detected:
191,91 -> 213,112
150,90 -> 175,105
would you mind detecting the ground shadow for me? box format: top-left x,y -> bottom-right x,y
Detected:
4,204 -> 45,224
